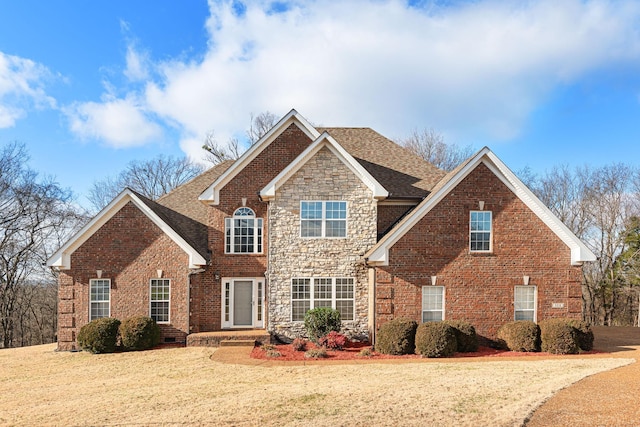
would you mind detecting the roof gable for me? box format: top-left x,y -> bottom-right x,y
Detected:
47,189 -> 208,270
199,109 -> 320,204
365,147 -> 596,267
260,132 -> 389,201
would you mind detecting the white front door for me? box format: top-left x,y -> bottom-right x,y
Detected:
221,278 -> 264,328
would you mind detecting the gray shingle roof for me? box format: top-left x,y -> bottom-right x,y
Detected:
319,128 -> 446,199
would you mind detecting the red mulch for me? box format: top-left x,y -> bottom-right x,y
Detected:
250,341 -> 604,361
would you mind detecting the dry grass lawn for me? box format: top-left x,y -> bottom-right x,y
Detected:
0,344 -> 632,426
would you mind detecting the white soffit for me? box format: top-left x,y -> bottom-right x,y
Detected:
366,147 -> 596,266
46,189 -> 207,270
260,132 -> 389,201
199,109 -> 320,204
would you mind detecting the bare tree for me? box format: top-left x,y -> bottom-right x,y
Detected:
396,128 -> 475,171
202,111 -> 278,165
88,155 -> 205,212
0,142 -> 81,348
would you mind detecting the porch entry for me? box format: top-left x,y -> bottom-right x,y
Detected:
221,278 -> 264,328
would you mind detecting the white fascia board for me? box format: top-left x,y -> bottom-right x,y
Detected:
482,151 -> 597,265
260,132 -> 388,201
366,147 -> 596,266
46,189 -> 207,270
199,109 -> 321,204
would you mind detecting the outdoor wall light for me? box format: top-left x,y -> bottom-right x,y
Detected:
214,272 -> 221,280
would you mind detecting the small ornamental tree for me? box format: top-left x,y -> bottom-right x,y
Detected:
304,307 -> 341,343
77,318 -> 121,354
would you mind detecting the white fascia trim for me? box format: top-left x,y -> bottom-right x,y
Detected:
46,189 -> 207,270
260,132 -> 389,201
366,147 -> 596,266
198,109 -> 321,204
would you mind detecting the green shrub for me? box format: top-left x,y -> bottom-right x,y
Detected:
304,348 -> 328,359
77,317 -> 121,354
375,318 -> 417,355
266,349 -> 281,358
496,321 -> 540,352
304,307 -> 341,343
358,348 -> 373,358
443,320 -> 478,353
119,316 -> 161,351
415,322 -> 458,358
539,318 -> 579,354
566,319 -> 594,351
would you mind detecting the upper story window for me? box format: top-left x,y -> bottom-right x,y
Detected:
225,207 -> 263,254
300,201 -> 347,238
90,279 -> 110,321
470,211 -> 492,252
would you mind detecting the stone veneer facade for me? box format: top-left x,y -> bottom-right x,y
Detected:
267,146 -> 377,340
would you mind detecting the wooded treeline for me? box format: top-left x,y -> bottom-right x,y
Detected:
3,129 -> 640,348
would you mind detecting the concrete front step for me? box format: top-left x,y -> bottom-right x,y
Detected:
187,330 -> 271,348
220,339 -> 258,347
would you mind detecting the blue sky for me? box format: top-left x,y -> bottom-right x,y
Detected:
1,0 -> 640,208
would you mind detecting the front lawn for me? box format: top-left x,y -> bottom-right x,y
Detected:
0,344 -> 631,426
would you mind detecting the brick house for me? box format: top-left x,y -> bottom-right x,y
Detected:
47,109 -> 595,350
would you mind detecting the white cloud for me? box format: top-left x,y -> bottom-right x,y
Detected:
0,52 -> 56,128
65,96 -> 162,147
67,0 -> 640,157
124,45 -> 150,82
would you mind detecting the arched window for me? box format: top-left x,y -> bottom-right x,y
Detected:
225,207 -> 263,254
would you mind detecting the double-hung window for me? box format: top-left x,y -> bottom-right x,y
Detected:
470,211 -> 492,252
291,277 -> 355,321
225,207 -> 263,253
514,286 -> 536,321
300,201 -> 347,238
89,279 -> 110,321
150,279 -> 171,323
422,286 -> 444,322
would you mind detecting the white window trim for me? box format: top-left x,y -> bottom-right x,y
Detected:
150,278 -> 171,324
89,278 -> 111,321
290,277 -> 355,322
225,208 -> 264,254
514,285 -> 537,322
422,286 -> 445,322
469,210 -> 493,253
300,201 -> 348,239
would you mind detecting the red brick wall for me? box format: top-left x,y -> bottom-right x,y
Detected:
57,202 -> 192,350
377,204 -> 416,237
376,162 -> 583,342
191,123 -> 314,331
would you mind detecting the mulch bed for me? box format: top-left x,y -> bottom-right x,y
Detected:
250,341 -> 603,361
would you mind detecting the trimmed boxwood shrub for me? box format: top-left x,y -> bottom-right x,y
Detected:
304,307 -> 341,343
539,318 -> 579,354
566,319 -> 594,351
119,316 -> 161,351
496,321 -> 540,352
415,322 -> 458,358
77,317 -> 121,354
375,318 -> 417,355
443,320 -> 478,353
